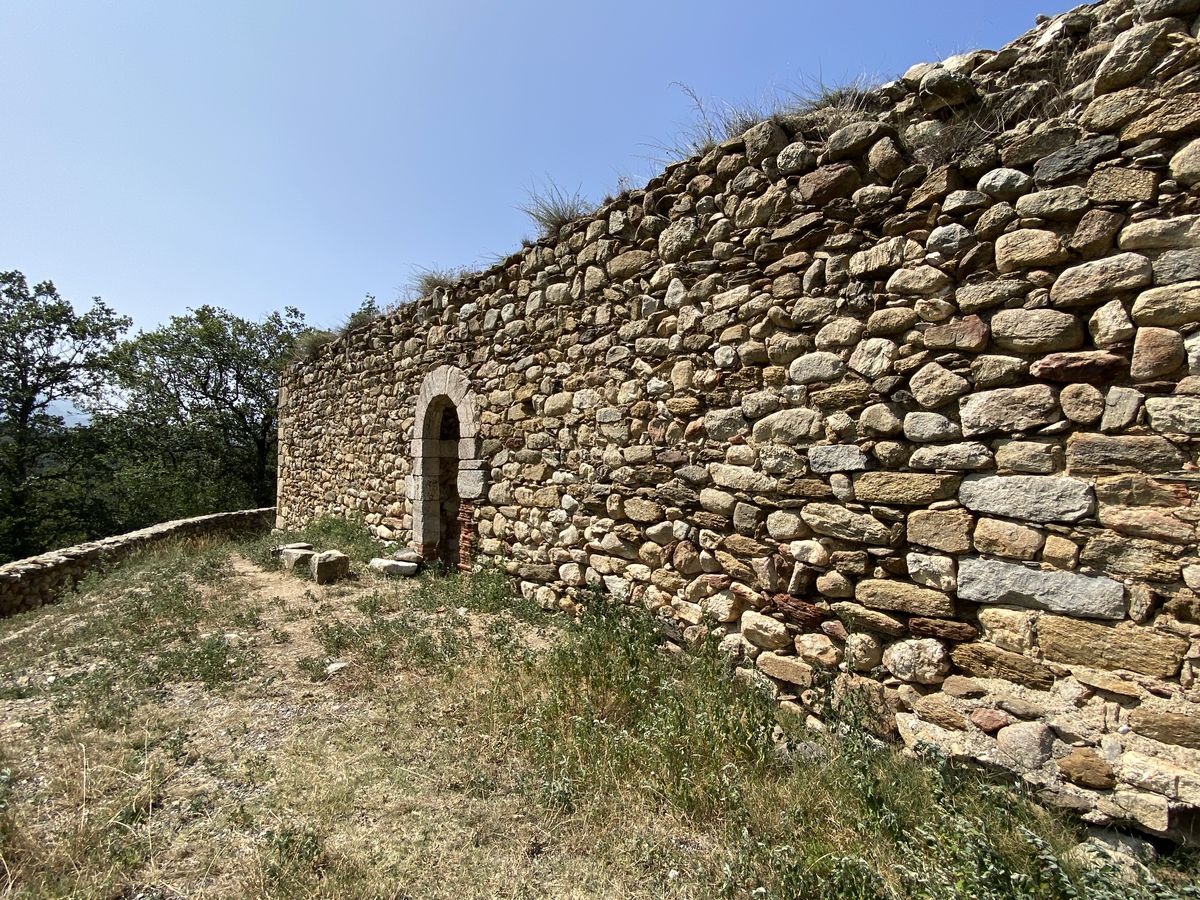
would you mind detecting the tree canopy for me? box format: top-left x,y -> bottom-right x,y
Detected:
0,270 -> 316,563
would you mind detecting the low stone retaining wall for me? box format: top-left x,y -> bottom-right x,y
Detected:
0,507 -> 276,617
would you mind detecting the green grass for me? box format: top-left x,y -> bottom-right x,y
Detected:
241,512 -> 388,569
0,538 -> 259,727
481,590 -> 1200,899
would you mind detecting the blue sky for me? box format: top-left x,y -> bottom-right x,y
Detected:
3,0 -> 1077,334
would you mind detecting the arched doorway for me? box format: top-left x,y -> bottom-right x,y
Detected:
410,366 -> 483,572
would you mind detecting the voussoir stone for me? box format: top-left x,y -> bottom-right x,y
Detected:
957,557 -> 1125,620
958,474 -> 1093,523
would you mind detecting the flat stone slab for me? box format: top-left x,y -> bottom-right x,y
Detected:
958,474 -> 1094,523
271,542 -> 314,557
279,548 -> 315,571
957,556 -> 1125,620
369,558 -> 419,577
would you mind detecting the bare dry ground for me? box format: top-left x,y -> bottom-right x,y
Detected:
1,527 -> 1197,899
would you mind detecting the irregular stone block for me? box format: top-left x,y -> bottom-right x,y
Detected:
906,552 -> 956,591
1029,351 -> 1126,384
1118,214 -> 1200,251
311,550 -> 350,584
884,638 -> 949,684
996,721 -> 1053,770
279,548 -> 315,572
1080,533 -> 1181,583
995,229 -> 1068,273
1128,706 -> 1200,750
855,579 -> 955,617
907,509 -> 974,554
852,472 -> 959,505
801,503 -> 892,545
911,612 -> 979,642
951,642 -> 1053,689
908,442 -> 994,471
1145,396 -> 1200,434
1131,281 -> 1200,327
831,601 -> 907,637
740,609 -> 790,651
606,250 -> 653,279
959,385 -> 1060,436
972,518 -> 1044,561
991,309 -> 1083,353
1094,20 -> 1176,95
958,474 -> 1093,523
1130,327 -> 1185,380
1038,616 -> 1188,677
1058,747 -> 1116,790
756,652 -> 813,686
369,557 -> 418,577
913,694 -> 967,730
1066,433 -> 1186,475
750,407 -> 823,444
808,444 -> 869,474
1050,253 -> 1152,307
957,557 -> 1124,620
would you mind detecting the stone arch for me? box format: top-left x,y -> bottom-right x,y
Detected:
409,365 -> 483,570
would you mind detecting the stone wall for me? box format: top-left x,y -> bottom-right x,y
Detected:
278,0 -> 1200,840
0,508 -> 276,617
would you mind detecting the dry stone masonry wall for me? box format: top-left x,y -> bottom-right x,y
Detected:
0,508 -> 275,617
279,0 -> 1200,840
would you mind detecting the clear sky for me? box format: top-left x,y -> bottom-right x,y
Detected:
3,0 -> 1078,334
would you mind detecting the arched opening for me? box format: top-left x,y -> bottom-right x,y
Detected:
425,397 -> 461,568
410,366 -> 484,573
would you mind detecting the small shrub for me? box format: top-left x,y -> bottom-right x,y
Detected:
337,295 -> 378,332
292,328 -> 337,360
519,179 -> 595,240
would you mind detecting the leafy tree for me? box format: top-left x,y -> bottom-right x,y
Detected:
108,305 -> 308,509
0,271 -> 130,560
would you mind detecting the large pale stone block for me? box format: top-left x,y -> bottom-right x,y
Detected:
957,556 -> 1125,620
958,474 -> 1093,523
